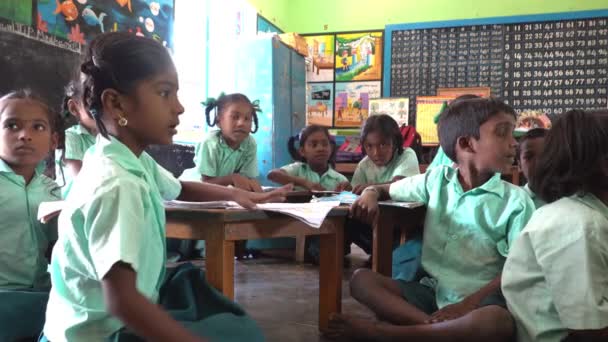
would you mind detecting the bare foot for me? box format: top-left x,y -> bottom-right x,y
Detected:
326,313 -> 380,340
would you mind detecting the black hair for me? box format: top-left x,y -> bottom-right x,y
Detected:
438,97 -> 516,162
80,32 -> 175,138
0,89 -> 63,195
360,114 -> 403,156
204,93 -> 259,133
288,125 -> 336,166
517,127 -> 547,160
530,109 -> 608,203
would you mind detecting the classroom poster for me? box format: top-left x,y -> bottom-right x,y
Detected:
335,31 -> 383,82
37,0 -> 175,47
415,96 -> 455,144
304,34 -> 334,82
0,0 -> 32,25
369,98 -> 409,126
306,83 -> 333,126
334,81 -> 381,127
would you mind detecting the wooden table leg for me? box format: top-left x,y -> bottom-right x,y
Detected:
295,234 -> 306,263
205,229 -> 235,300
373,209 -> 394,277
318,218 -> 344,332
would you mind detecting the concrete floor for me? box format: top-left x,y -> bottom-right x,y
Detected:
188,246 -> 375,342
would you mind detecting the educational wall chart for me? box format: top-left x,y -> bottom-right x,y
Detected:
304,34 -> 334,82
306,82 -> 334,126
389,16 -> 608,116
335,31 -> 383,82
368,98 -> 409,126
334,81 -> 381,127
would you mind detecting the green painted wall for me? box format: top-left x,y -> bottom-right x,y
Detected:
287,0 -> 608,33
247,0 -> 290,32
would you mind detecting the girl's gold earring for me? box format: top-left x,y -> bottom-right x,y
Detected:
118,116 -> 128,127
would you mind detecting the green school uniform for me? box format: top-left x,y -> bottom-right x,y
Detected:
522,183 -> 546,209
389,165 -> 534,308
44,136 -> 170,341
280,161 -> 348,191
0,159 -> 59,289
44,136 -> 261,341
182,131 -> 258,180
428,147 -> 454,169
502,193 -> 608,342
55,124 -> 95,190
351,147 -> 420,187
0,159 -> 60,341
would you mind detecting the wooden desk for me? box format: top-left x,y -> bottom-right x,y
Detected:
165,206 -> 348,332
372,204 -> 426,276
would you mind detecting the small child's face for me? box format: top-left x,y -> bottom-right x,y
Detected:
471,112 -> 517,174
120,68 -> 184,146
363,131 -> 395,167
0,99 -> 54,168
217,101 -> 253,147
299,131 -> 331,168
519,137 -> 545,181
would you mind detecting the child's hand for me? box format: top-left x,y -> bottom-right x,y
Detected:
352,183 -> 370,195
334,181 -> 352,192
349,189 -> 379,224
425,298 -> 478,323
305,180 -> 326,191
231,174 -> 262,192
233,184 -> 293,209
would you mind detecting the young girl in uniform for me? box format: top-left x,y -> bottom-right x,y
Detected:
0,90 -> 61,341
42,32 -> 288,342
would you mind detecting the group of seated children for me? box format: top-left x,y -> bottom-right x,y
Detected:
327,98 -> 608,342
1,31 -> 606,341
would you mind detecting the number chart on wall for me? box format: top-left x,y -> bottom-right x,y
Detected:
384,11 -> 608,120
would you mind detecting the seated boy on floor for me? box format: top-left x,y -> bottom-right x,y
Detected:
328,98 -> 535,341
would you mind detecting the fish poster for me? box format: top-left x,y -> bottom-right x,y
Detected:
37,0 -> 175,48
334,81 -> 381,127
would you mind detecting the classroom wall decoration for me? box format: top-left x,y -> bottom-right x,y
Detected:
385,12 -> 608,122
306,82 -> 334,126
334,81 -> 381,127
303,30 -> 384,128
0,0 -> 32,25
37,0 -> 175,47
335,31 -> 383,82
304,34 -> 335,82
368,98 -> 409,126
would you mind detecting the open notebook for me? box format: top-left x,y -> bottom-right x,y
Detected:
39,200 -> 342,229
165,200 -> 342,228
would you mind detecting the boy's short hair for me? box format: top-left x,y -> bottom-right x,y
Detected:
438,97 -> 516,162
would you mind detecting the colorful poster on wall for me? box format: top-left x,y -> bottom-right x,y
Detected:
369,98 -> 409,126
0,0 -> 32,25
306,82 -> 333,126
416,96 -> 455,144
335,31 -> 383,82
37,0 -> 175,47
334,81 -> 381,127
304,34 -> 334,82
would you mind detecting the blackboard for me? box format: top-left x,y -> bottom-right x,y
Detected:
0,19 -> 82,112
146,144 -> 195,178
384,11 -> 608,123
